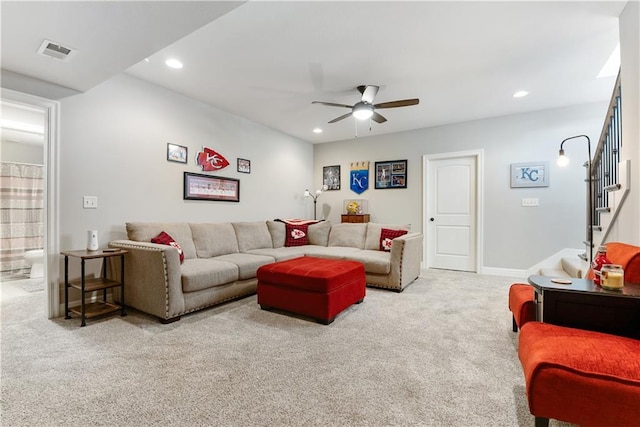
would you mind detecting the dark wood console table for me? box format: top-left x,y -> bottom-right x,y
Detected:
528,275 -> 640,339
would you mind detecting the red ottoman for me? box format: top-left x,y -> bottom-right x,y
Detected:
257,256 -> 366,324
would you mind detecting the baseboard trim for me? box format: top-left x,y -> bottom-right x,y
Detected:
480,267 -> 528,279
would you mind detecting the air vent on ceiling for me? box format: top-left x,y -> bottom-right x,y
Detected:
37,39 -> 76,62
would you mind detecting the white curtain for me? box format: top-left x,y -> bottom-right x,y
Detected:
0,162 -> 44,277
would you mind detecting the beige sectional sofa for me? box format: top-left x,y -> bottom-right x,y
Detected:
107,220 -> 423,323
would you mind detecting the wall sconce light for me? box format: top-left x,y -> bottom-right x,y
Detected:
557,134 -> 593,264
304,185 -> 328,220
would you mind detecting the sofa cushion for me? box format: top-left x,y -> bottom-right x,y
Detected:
380,228 -> 408,251
180,258 -> 239,293
150,231 -> 185,263
214,253 -> 275,280
126,222 -> 197,259
328,223 -> 367,249
284,223 -> 309,246
307,221 -> 331,246
364,222 -> 411,250
267,220 -> 286,248
347,250 -> 392,275
245,247 -> 308,262
302,245 -> 363,259
190,223 -> 239,258
232,221 -> 273,252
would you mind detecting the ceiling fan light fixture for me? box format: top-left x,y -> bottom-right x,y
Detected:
352,103 -> 374,120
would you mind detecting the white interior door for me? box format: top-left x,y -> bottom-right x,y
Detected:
426,155 -> 477,272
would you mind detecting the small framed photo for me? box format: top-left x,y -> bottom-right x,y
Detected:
510,162 -> 549,188
375,160 -> 407,189
237,158 -> 251,174
167,143 -> 188,164
184,172 -> 240,202
323,165 -> 340,190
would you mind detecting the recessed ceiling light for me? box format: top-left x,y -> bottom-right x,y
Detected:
513,90 -> 529,98
144,58 -> 150,63
165,58 -> 183,69
313,128 -> 323,134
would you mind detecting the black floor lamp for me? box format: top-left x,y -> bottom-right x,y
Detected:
557,134 -> 593,265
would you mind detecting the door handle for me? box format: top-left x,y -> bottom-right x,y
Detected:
430,217 -> 435,222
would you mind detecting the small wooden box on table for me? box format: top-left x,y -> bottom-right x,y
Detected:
62,249 -> 127,327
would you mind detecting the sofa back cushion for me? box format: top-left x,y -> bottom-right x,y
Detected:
267,220 -> 286,248
308,221 -> 331,246
189,223 -> 239,258
328,223 -> 367,249
232,221 -> 273,252
126,222 -> 197,259
364,222 -> 411,250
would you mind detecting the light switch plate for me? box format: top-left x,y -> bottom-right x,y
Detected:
83,196 -> 97,209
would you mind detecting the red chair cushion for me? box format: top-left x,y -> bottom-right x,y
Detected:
519,322 -> 640,427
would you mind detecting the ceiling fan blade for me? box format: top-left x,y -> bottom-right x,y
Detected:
328,112 -> 353,123
371,112 -> 387,123
312,101 -> 352,109
374,98 -> 420,109
359,85 -> 379,104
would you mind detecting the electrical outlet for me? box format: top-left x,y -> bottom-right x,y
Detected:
83,196 -> 98,209
521,198 -> 539,207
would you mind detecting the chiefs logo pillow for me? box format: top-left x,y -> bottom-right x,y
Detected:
284,224 -> 309,247
379,228 -> 408,252
151,231 -> 185,263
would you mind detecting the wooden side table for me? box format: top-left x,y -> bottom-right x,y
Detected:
341,214 -> 370,223
62,249 -> 127,327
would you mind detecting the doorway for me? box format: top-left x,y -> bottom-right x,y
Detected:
423,151 -> 483,272
1,89 -> 60,317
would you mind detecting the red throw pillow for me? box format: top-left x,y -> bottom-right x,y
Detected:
379,228 -> 408,252
284,223 -> 309,247
151,231 -> 184,263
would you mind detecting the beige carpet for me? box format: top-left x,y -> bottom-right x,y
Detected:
0,269 -> 574,426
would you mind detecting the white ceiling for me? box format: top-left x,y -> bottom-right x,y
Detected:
1,1 -> 626,144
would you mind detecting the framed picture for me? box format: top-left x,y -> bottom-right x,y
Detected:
237,158 -> 251,174
510,162 -> 549,188
323,165 -> 340,190
167,143 -> 188,164
375,160 -> 407,189
183,172 -> 240,202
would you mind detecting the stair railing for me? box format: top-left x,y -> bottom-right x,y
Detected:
588,71 -> 622,253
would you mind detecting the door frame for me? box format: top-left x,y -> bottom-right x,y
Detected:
422,150 -> 484,273
2,88 -> 60,318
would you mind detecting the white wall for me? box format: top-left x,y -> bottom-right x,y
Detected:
314,102 -> 608,270
59,74 -> 314,251
613,0 -> 640,245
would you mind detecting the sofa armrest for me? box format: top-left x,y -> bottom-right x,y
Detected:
389,232 -> 423,290
107,240 -> 185,320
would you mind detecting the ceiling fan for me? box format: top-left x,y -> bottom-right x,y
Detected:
312,85 -> 419,124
